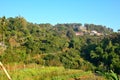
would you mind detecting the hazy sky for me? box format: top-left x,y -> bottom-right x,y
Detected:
0,0 -> 120,31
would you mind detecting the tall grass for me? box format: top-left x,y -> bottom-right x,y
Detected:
0,63 -> 105,80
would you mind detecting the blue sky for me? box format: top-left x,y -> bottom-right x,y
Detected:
0,0 -> 120,31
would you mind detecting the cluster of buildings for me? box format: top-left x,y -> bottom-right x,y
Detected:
74,26 -> 103,36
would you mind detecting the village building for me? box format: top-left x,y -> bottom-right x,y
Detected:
90,30 -> 102,36
75,32 -> 84,36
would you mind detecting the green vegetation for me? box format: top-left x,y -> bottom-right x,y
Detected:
0,16 -> 120,79
0,64 -> 105,80
97,70 -> 119,80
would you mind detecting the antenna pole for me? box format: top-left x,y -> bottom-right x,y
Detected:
0,62 -> 12,80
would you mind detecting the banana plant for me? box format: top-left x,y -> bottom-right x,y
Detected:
96,70 -> 119,80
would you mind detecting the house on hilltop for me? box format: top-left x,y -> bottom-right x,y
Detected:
75,32 -> 84,36
90,30 -> 102,36
79,26 -> 87,32
73,25 -> 87,32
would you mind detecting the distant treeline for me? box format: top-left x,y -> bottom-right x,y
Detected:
54,23 -> 113,33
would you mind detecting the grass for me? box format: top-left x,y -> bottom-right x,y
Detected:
0,63 -> 105,80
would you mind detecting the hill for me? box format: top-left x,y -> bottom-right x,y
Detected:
0,16 -> 120,79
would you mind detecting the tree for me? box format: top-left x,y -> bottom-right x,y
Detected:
0,16 -> 7,44
66,29 -> 75,39
118,29 -> 120,33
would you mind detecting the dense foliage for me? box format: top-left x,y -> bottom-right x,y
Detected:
0,16 -> 119,76
82,33 -> 120,74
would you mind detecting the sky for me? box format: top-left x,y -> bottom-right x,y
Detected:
0,0 -> 120,31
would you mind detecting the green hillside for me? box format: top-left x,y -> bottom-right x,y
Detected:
0,16 -> 120,80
